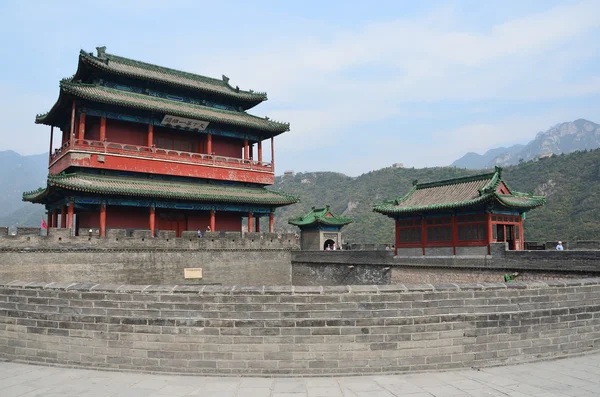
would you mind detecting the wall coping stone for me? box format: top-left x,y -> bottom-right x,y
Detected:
2,278 -> 599,294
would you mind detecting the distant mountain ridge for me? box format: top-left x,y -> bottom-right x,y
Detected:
451,119 -> 600,169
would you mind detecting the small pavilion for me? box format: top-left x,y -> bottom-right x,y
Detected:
373,167 -> 545,255
288,206 -> 353,250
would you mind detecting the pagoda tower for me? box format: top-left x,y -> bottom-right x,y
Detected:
24,47 -> 298,236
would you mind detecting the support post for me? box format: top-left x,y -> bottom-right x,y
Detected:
255,217 -> 260,232
67,202 -> 74,230
149,206 -> 156,237
77,113 -> 86,142
48,126 -> 54,163
207,134 -> 212,154
147,124 -> 153,147
487,213 -> 494,254
421,217 -> 427,256
244,139 -> 249,160
47,211 -> 53,228
451,214 -> 458,255
210,210 -> 216,231
394,219 -> 400,256
69,101 -> 76,148
51,210 -> 57,229
269,211 -> 274,233
99,203 -> 106,237
271,137 -> 275,169
60,206 -> 67,228
248,212 -> 253,233
258,141 -> 263,163
100,116 -> 106,142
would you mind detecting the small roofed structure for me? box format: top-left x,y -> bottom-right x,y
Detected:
373,167 -> 545,255
288,206 -> 353,250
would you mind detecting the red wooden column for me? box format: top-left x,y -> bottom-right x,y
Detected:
77,113 -> 86,142
47,212 -> 53,228
207,134 -> 212,154
394,219 -> 400,256
149,206 -> 156,236
210,210 -> 216,231
67,202 -> 74,230
99,203 -> 107,237
256,217 -> 260,232
269,212 -> 274,233
100,116 -> 106,141
48,126 -> 54,163
519,217 -> 524,246
420,218 -> 427,256
271,137 -> 275,169
451,214 -> 458,255
243,139 -> 249,160
248,212 -> 254,232
60,206 -> 67,228
258,141 -> 263,163
249,143 -> 253,160
147,124 -> 154,147
69,101 -> 76,148
487,213 -> 494,254
51,210 -> 58,229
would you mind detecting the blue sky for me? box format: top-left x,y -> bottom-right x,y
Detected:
1,0 -> 599,176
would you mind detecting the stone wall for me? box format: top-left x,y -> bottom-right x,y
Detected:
291,246 -> 600,285
0,279 -> 599,376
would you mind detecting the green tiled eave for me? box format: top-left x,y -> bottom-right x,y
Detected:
288,206 -> 354,227
79,49 -> 267,102
372,168 -> 546,215
35,81 -> 290,134
23,173 -> 299,206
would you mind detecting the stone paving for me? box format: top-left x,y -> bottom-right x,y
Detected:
1,353 -> 600,397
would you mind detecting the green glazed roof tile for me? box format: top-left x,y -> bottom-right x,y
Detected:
23,172 -> 299,206
80,48 -> 267,102
36,81 -> 289,133
373,167 -> 546,215
288,205 -> 353,227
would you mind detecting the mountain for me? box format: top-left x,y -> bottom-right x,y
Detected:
451,145 -> 524,169
0,151 -> 47,226
451,119 -> 600,169
272,148 -> 600,244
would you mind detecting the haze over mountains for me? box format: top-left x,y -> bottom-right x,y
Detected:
451,119 -> 600,169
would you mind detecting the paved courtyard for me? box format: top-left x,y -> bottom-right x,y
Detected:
1,353 -> 600,397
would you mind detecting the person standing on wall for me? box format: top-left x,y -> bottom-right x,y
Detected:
556,241 -> 564,250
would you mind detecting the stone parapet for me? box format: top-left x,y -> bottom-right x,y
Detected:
0,278 -> 599,376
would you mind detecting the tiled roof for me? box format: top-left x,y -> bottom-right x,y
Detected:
373,168 -> 546,215
288,205 -> 353,227
79,48 -> 267,102
36,81 -> 289,133
23,173 -> 299,206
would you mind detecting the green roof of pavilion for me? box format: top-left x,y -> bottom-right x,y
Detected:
373,167 -> 546,216
78,47 -> 268,103
23,172 -> 299,206
35,80 -> 290,134
288,206 -> 354,227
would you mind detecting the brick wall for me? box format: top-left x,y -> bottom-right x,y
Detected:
0,279 -> 599,376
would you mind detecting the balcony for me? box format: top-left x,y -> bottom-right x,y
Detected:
50,139 -> 275,184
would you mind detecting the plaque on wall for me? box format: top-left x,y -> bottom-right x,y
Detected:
184,268 -> 203,279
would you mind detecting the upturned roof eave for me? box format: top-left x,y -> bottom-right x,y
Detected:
78,50 -> 268,104
24,173 -> 300,206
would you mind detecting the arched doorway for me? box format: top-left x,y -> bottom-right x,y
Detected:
323,239 -> 335,250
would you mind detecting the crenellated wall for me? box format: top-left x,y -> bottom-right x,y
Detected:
0,229 -> 299,286
0,279 -> 599,376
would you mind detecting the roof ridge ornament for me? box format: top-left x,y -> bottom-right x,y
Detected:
96,46 -> 107,59
412,179 -> 419,186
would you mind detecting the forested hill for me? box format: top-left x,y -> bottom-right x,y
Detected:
272,149 -> 600,245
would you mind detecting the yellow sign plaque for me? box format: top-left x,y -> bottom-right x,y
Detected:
184,268 -> 203,279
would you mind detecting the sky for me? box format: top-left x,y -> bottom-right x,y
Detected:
0,0 -> 599,176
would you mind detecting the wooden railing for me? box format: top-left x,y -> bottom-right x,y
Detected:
50,139 -> 273,172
